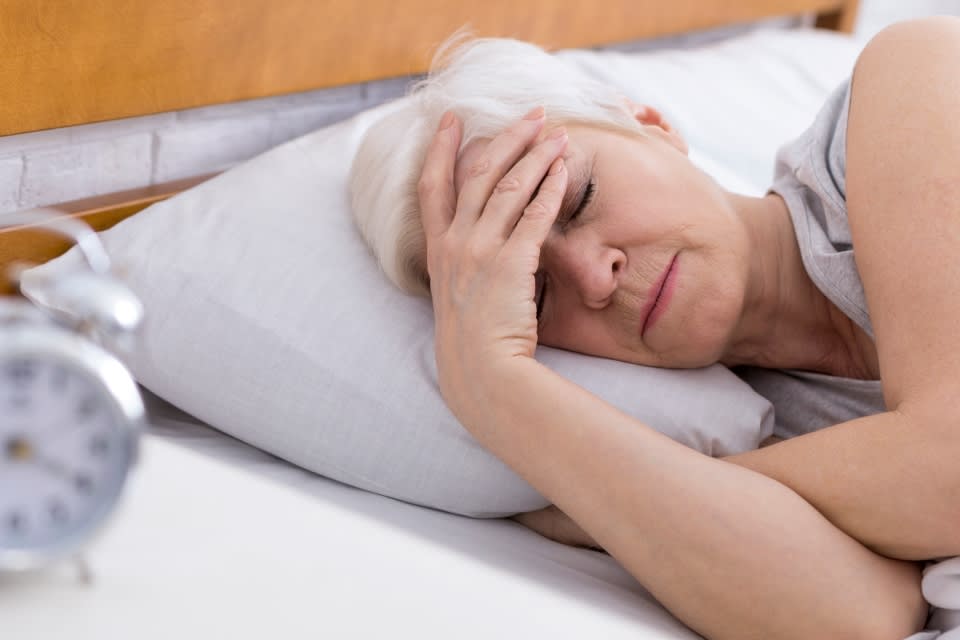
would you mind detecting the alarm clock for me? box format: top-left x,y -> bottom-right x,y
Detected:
0,210 -> 145,573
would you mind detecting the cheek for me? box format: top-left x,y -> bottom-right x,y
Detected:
624,158 -> 722,227
668,247 -> 748,361
603,181 -> 693,241
537,308 -> 619,357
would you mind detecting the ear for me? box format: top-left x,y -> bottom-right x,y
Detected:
624,98 -> 689,155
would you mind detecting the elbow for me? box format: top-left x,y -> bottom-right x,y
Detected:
759,560 -> 928,640
852,607 -> 928,640
830,601 -> 927,640
844,562 -> 928,640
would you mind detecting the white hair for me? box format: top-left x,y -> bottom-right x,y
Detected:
348,34 -> 642,297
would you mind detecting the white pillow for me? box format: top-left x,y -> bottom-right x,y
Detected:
20,37 -> 810,518
559,27 -> 862,191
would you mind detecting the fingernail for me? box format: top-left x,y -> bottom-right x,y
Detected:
549,158 -> 565,175
547,126 -> 567,140
438,111 -> 455,131
524,106 -> 545,121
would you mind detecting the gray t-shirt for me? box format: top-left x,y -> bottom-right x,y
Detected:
734,78 -> 886,440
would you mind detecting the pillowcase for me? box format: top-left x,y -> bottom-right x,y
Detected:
558,27 -> 862,192
21,38 -> 798,519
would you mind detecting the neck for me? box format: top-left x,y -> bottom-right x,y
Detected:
718,192 -> 874,379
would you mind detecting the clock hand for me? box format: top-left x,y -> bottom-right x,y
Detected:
32,453 -> 74,480
6,437 -> 88,487
34,453 -> 95,495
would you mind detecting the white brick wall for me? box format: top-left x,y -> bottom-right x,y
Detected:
266,101 -> 366,148
0,156 -> 23,212
0,80 -> 409,213
21,134 -> 153,206
153,114 -> 275,183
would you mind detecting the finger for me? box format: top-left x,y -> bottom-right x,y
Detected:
450,106 -> 546,233
505,157 -> 567,254
476,126 -> 568,242
417,111 -> 462,241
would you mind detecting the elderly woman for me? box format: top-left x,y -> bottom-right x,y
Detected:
349,17 -> 960,640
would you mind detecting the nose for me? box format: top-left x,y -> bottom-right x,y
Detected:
549,240 -> 626,310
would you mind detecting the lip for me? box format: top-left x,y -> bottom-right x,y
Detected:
640,254 -> 678,337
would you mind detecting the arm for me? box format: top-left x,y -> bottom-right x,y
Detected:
475,358 -> 926,640
723,409 -> 958,561
723,17 -> 960,563
511,504 -> 603,551
512,435 -> 784,551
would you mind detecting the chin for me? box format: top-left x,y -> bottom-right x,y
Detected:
656,344 -> 725,369
653,306 -> 738,369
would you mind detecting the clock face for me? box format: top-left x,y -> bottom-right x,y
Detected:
0,355 -> 133,555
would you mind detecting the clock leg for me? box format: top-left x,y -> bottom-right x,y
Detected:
73,554 -> 93,586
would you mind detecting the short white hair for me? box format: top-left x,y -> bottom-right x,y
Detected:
349,35 -> 642,297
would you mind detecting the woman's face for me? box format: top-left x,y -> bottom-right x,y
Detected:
454,122 -> 752,368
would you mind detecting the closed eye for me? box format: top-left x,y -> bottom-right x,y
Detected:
536,176 -> 596,326
535,270 -> 547,322
564,178 -> 595,228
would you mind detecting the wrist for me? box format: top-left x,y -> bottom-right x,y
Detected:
448,356 -> 543,439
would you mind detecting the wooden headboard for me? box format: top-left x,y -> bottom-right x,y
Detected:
0,0 -> 860,292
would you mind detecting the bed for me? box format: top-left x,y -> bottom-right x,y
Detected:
4,1 -> 958,638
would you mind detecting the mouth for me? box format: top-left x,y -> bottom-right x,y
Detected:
640,253 -> 678,337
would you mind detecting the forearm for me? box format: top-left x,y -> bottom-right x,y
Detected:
467,359 -> 925,640
723,408 -> 960,561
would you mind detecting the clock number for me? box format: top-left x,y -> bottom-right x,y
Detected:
5,511 -> 25,534
5,360 -> 36,386
49,500 -> 69,525
74,474 -> 94,495
76,396 -> 98,421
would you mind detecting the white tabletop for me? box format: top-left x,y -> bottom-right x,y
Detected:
1,435 -> 697,639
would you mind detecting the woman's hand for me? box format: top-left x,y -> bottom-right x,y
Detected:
512,505 -> 606,552
417,107 -> 568,419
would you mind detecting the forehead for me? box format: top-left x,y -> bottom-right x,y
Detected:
453,129 -> 591,192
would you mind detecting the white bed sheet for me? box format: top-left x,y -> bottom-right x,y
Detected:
146,395 -> 958,640
142,390 -> 703,639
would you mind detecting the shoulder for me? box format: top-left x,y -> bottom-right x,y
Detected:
843,16 -> 960,410
851,16 -> 960,108
845,16 -> 960,228
857,15 -> 960,54
845,16 -> 960,218
847,17 -> 960,163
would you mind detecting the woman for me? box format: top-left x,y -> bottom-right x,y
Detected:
349,18 -> 960,639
